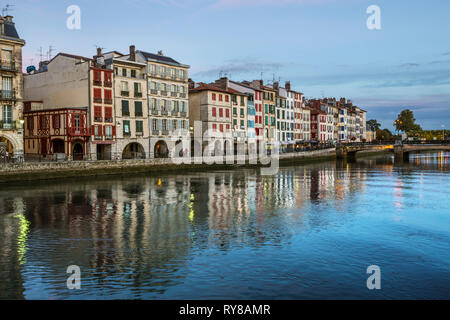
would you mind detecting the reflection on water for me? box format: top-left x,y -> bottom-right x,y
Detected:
0,152 -> 449,299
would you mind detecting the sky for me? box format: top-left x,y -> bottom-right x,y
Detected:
6,0 -> 450,130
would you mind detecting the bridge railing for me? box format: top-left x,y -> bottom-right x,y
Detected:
400,140 -> 450,145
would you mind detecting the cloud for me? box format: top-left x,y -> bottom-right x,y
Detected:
442,52 -> 450,56
399,63 -> 420,68
429,60 -> 450,65
192,57 -> 285,78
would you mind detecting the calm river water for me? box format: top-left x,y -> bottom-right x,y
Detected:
0,152 -> 449,299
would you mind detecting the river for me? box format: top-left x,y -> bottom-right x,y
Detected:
0,152 -> 449,299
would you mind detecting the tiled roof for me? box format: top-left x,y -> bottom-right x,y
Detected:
4,21 -> 20,39
189,83 -> 231,94
58,53 -> 92,62
138,50 -> 183,66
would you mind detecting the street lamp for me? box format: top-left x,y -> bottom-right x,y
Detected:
442,124 -> 445,141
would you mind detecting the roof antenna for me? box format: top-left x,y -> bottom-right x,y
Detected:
47,45 -> 55,60
2,4 -> 14,16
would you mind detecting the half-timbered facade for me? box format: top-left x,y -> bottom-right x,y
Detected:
24,104 -> 90,160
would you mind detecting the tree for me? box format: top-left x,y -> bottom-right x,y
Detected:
366,119 -> 381,131
394,109 -> 422,134
376,128 -> 393,141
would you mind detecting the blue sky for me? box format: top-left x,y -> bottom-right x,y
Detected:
8,0 -> 450,130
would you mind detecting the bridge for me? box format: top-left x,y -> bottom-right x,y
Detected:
336,141 -> 450,161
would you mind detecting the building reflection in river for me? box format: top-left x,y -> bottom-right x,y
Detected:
0,151 -> 448,299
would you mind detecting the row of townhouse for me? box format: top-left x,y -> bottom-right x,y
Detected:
22,45 -> 190,161
306,97 -> 367,143
0,14 -> 367,162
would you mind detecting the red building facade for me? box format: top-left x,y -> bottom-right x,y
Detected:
24,106 -> 90,160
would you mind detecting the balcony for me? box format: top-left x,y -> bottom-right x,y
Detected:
0,90 -> 16,100
121,91 -> 129,97
0,121 -> 15,130
179,93 -> 186,98
152,130 -> 160,135
151,109 -> 159,115
104,99 -> 113,105
180,111 -> 187,117
93,97 -> 102,103
150,89 -> 158,95
136,131 -> 144,136
161,130 -> 169,135
0,60 -> 16,72
160,91 -> 168,96
135,112 -> 143,117
93,80 -> 102,86
171,92 -> 177,97
104,81 -> 113,88
161,109 -> 168,116
134,92 -> 143,98
69,127 -> 90,136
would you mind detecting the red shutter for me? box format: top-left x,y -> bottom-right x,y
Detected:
94,88 -> 102,99
226,109 -> 229,118
112,125 -> 116,136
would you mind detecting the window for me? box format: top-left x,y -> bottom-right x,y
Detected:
122,68 -> 127,77
53,115 -> 60,129
220,124 -> 223,132
136,120 -> 143,133
105,126 -> 113,139
225,109 -> 229,118
104,107 -> 113,122
123,120 -> 130,135
2,105 -> 12,124
135,101 -> 143,117
219,108 -> 223,118
233,108 -> 237,115
219,94 -> 223,102
240,96 -> 244,106
121,81 -> 129,94
131,70 -> 136,78
134,82 -> 141,96
104,89 -> 112,102
212,93 -> 216,101
212,107 -> 216,117
94,106 -> 102,122
240,109 -> 244,117
122,100 -> 130,116
212,123 -> 217,131
93,70 -> 101,83
104,72 -> 112,84
93,88 -> 102,101
172,119 -> 177,130
94,125 -> 103,139
225,95 -> 229,102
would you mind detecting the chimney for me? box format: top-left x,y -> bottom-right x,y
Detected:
4,16 -> 13,23
215,77 -> 229,90
285,81 -> 291,91
97,47 -> 102,57
188,78 -> 195,89
273,81 -> 279,91
259,79 -> 263,86
130,45 -> 136,61
157,50 -> 164,56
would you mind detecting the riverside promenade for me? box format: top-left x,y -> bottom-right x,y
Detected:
0,148 -> 337,183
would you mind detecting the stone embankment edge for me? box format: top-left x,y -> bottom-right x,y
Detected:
0,148 -> 387,183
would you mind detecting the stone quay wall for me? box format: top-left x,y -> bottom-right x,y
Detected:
0,148 -> 337,183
